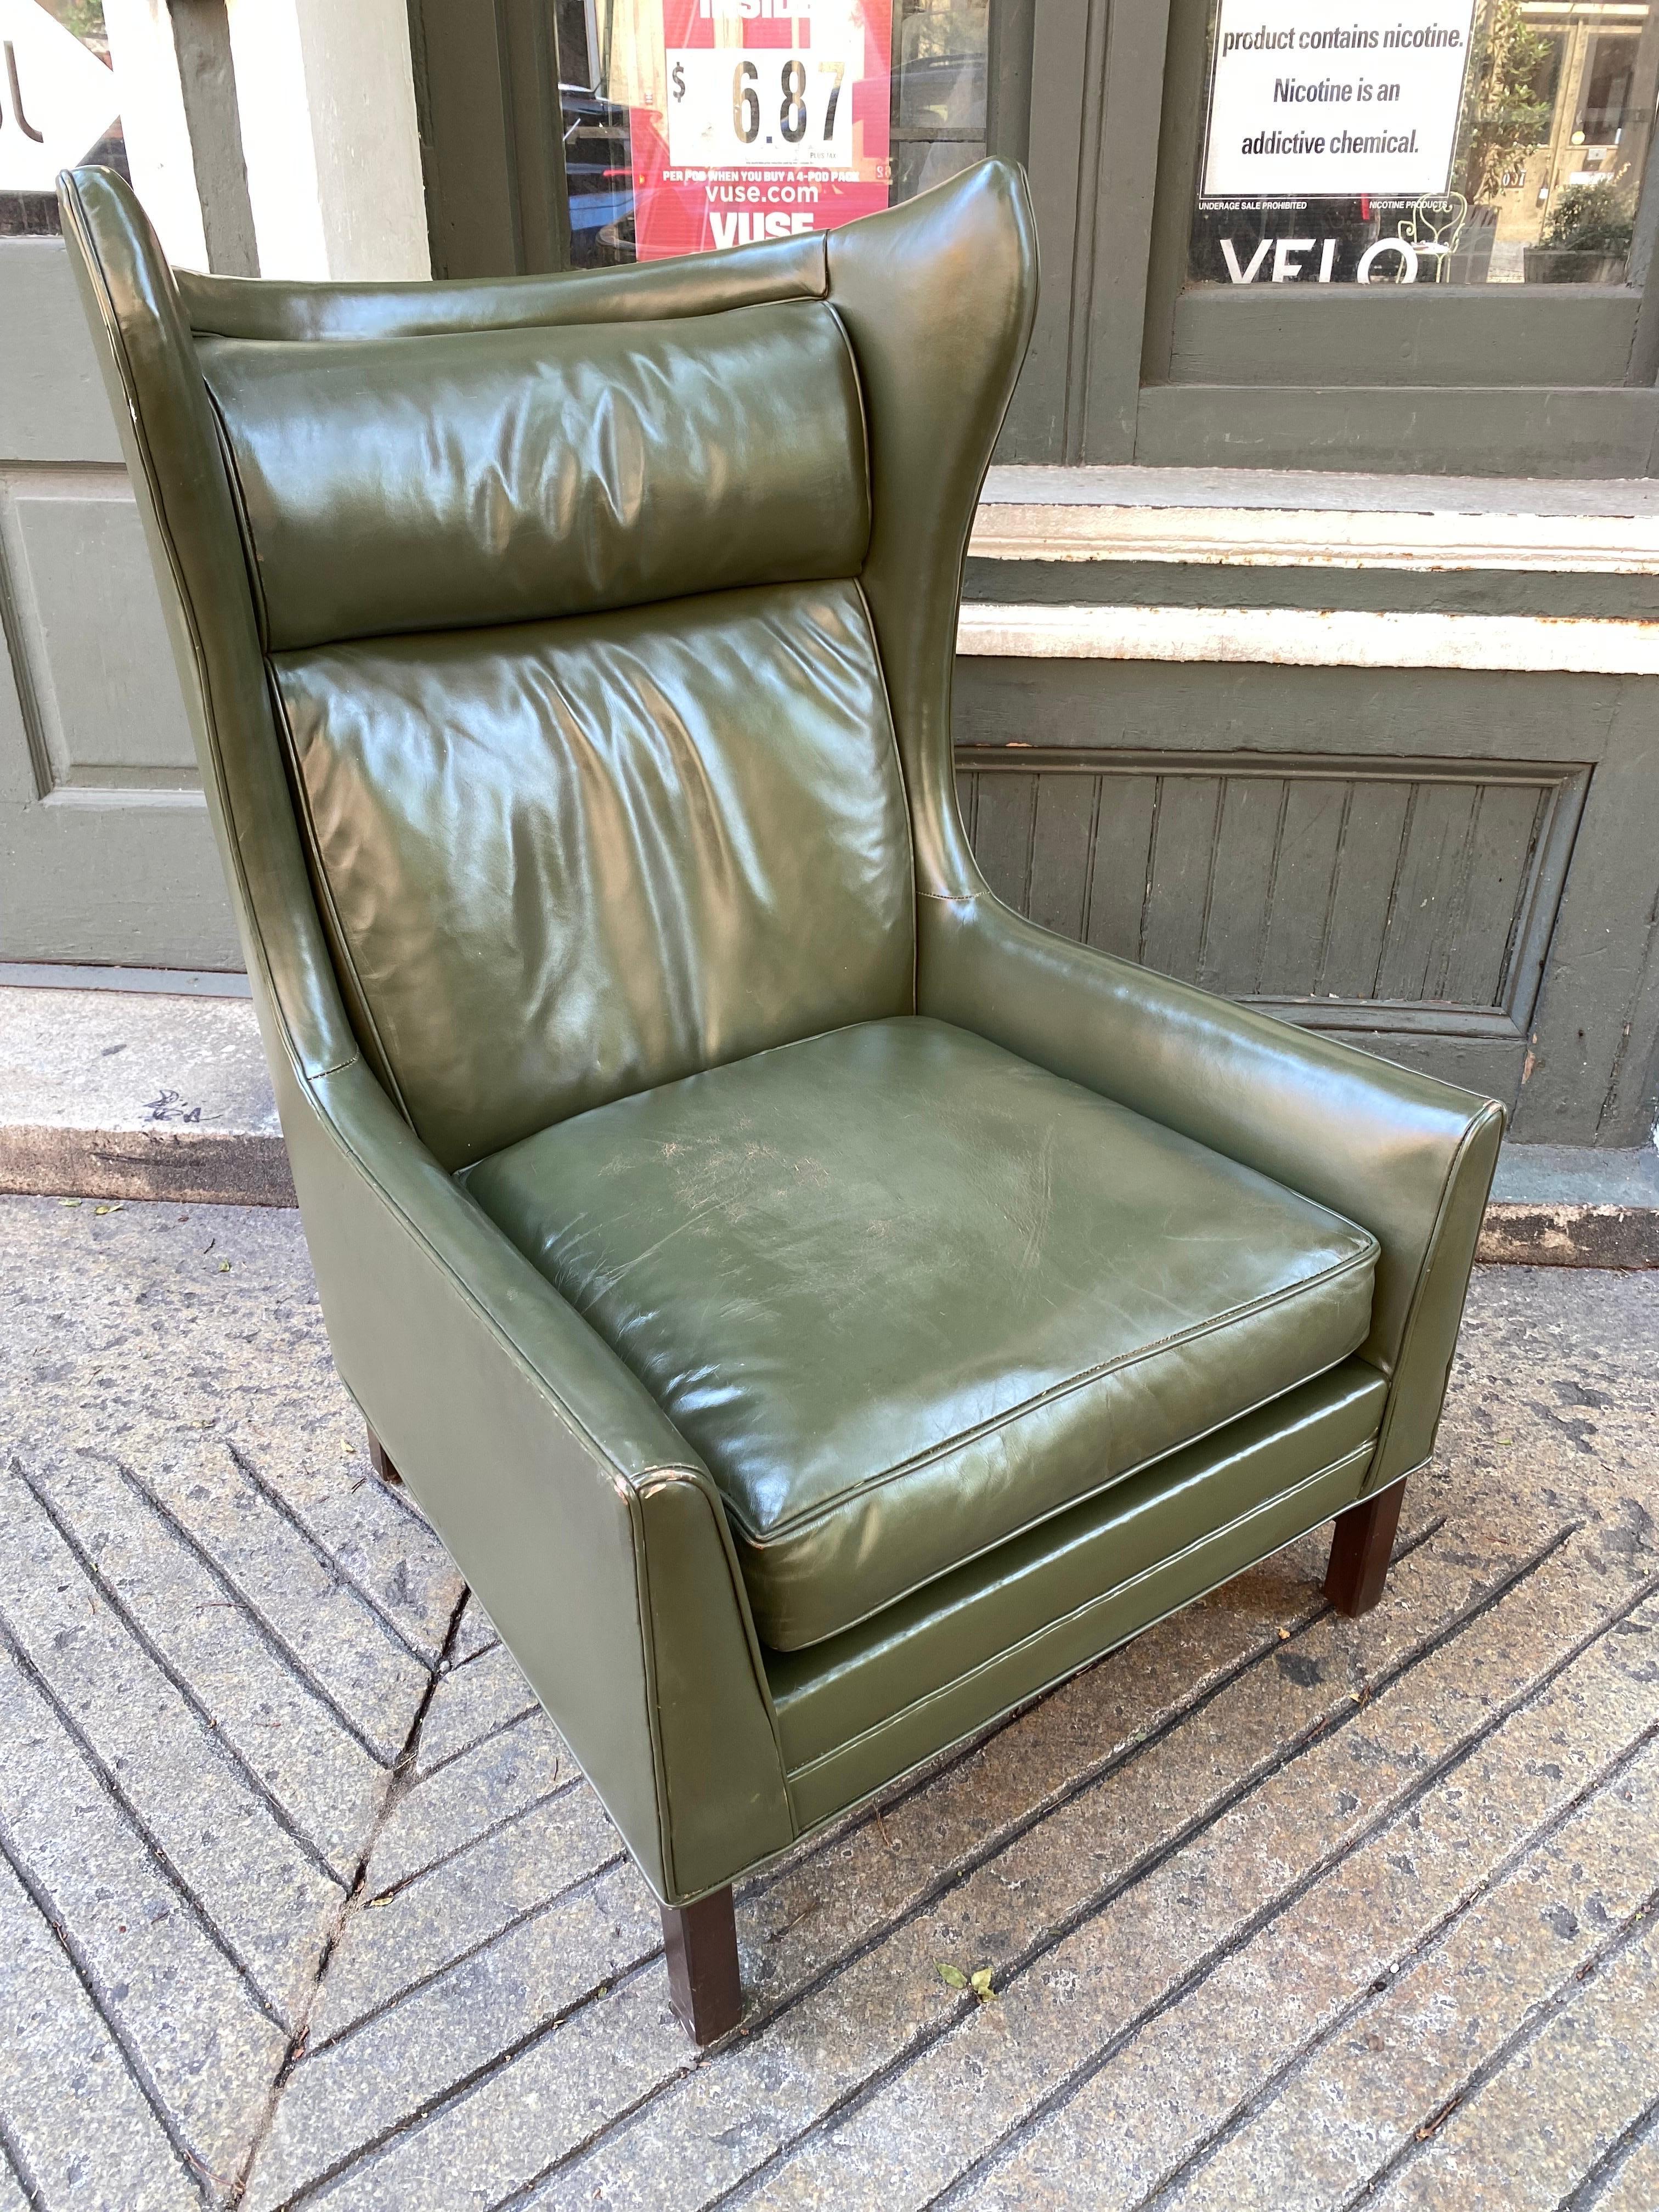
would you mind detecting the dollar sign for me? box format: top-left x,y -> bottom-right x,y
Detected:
671,60 -> 685,101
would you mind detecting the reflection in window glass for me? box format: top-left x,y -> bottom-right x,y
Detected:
554,0 -> 989,267
0,0 -> 128,240
893,0 -> 988,202
1188,0 -> 1658,289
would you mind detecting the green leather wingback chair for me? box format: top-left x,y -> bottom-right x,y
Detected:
62,159 -> 1504,2045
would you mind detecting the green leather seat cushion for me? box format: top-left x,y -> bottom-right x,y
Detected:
464,1017 -> 1380,1650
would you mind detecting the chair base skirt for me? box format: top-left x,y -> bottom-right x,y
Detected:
769,1361 -> 1389,1825
776,1429 -> 1406,1833
656,1447 -> 1414,2046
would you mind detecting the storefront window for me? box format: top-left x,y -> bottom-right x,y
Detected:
552,0 -> 988,266
1188,0 -> 1659,287
0,0 -> 126,238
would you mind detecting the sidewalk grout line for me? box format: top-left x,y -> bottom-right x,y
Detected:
702,1524 -> 1601,2212
483,1516 -> 1550,2212
10,1463 -> 347,1892
306,1846 -> 632,2059
0,2111 -> 48,2211
223,1440 -> 447,1672
362,1769 -> 589,1905
744,1509 -> 1446,1932
1337,1878 -> 1659,2212
93,1447 -> 403,1772
413,1697 -> 543,1784
283,1945 -> 676,2212
0,1803 -> 218,2208
922,1564 -> 1659,2212
1122,1711 -> 1659,2212
0,1602 -> 291,2032
1558,2086 -> 1659,2212
227,1583 -> 467,2209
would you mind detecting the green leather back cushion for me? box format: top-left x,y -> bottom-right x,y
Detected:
273,582 -> 915,1167
198,300 -> 869,651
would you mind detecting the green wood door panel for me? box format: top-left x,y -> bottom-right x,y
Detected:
1087,772 -> 1159,957
1515,679 -> 1659,1144
2,789 -> 239,969
8,487 -> 199,789
1167,290 -> 1641,391
0,242 -> 124,464
1141,771 -> 1221,982
1192,771 -> 1278,996
952,655 -> 1651,1137
1028,770 -> 1097,937
1,240 -> 239,969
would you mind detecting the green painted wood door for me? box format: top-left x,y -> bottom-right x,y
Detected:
0,238 -> 238,968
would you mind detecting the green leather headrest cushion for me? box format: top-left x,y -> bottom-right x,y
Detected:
199,297 -> 871,652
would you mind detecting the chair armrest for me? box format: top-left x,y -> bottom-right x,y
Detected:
918,894 -> 1504,1491
273,1046 -> 791,1903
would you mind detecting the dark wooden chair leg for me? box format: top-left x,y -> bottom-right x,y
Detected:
662,1887 -> 742,2046
1325,1479 -> 1407,1617
365,1427 -> 402,1485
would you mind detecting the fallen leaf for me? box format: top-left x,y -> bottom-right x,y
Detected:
936,1962 -> 969,1990
969,1967 -> 996,2001
59,1198 -> 82,1207
219,1261 -> 231,1273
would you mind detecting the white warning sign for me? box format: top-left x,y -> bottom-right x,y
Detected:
1201,0 -> 1479,201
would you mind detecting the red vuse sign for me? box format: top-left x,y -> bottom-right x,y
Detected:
632,0 -> 892,260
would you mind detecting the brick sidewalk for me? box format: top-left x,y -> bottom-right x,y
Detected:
1,1194 -> 1655,2209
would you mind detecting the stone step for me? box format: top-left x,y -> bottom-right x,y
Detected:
1,973 -> 1654,1261
0,973 -> 291,1207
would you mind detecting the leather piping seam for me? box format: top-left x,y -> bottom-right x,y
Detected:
311,1068 -> 698,1493
826,304 -> 875,574
200,378 -> 271,653
852,575 -> 921,1010
780,1438 -> 1383,1786
261,670 -> 415,1128
1367,1098 -> 1506,1485
909,181 -> 1039,914
752,1361 -> 1386,1650
177,239 -> 831,343
723,1237 -> 1380,1548
823,285 -> 928,1005
635,1469 -> 788,1770
58,180 -> 340,1092
617,1475 -> 679,1899
918,887 -> 977,901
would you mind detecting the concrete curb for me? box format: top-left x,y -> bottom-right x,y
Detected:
1477,1203 -> 1659,1269
0,1122 -> 296,1207
2,979 -> 1655,1259
1,983 -> 294,1209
